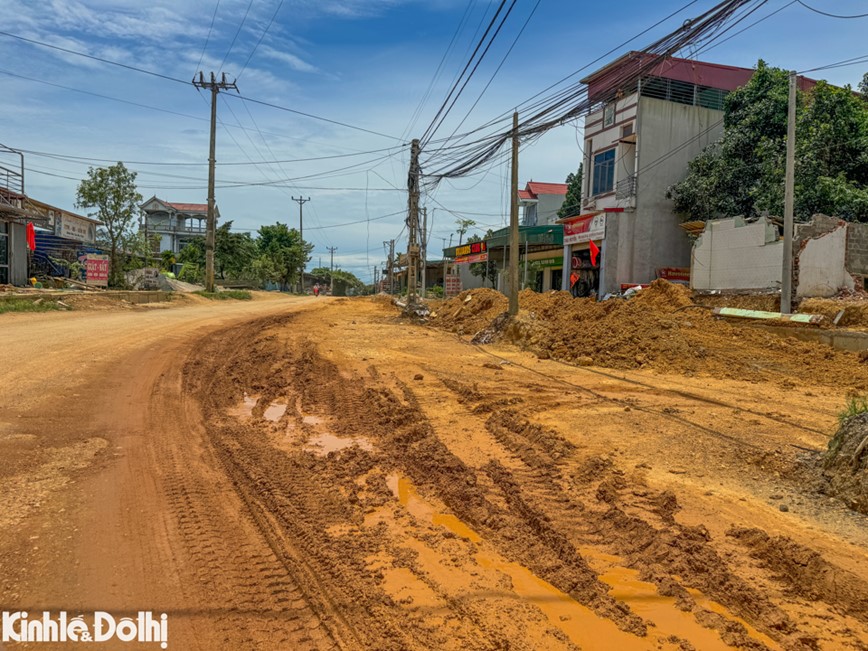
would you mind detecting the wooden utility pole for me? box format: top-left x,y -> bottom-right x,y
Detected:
406,139 -> 421,306
292,196 -> 310,292
781,71 -> 796,314
192,72 -> 237,293
508,111 -> 520,316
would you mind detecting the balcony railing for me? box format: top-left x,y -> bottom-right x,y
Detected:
616,175 -> 637,200
147,221 -> 207,234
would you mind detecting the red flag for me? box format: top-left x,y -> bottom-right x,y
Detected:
589,240 -> 600,266
569,272 -> 579,288
26,222 -> 36,251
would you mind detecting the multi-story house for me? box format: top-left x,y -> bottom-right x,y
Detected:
140,196 -> 217,254
519,181 -> 568,226
565,52 -> 759,295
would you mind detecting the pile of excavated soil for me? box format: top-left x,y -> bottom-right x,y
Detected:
800,296 -> 868,330
822,413 -> 868,514
429,280 -> 867,388
429,287 -> 508,335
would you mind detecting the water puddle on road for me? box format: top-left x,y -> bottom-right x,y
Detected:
263,401 -> 287,422
578,548 -> 781,651
228,393 -> 258,419
305,432 -> 373,456
385,473 -> 654,650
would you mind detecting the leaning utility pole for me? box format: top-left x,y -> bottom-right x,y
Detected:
326,246 -> 337,293
292,196 -> 311,292
406,139 -> 422,306
192,71 -> 237,293
387,239 -> 395,294
508,111 -> 520,316
421,206 -> 428,299
781,71 -> 797,315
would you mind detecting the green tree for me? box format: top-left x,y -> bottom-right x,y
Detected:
161,249 -> 176,272
668,61 -> 868,222
860,72 -> 868,102
454,217 -> 476,245
557,163 -> 583,219
177,221 -> 258,279
310,266 -> 366,294
468,231 -> 497,287
256,222 -> 313,291
75,162 -> 142,287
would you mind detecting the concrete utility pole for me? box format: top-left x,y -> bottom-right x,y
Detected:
292,196 -> 310,292
405,138 -> 422,306
781,71 -> 797,314
192,71 -> 237,293
508,111 -> 520,316
327,246 -> 337,293
385,239 -> 395,294
421,206 -> 428,299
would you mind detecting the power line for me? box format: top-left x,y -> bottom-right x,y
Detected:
795,0 -> 868,18
225,93 -> 404,142
401,0 -> 476,140
419,0 -> 516,146
217,0 -> 256,72
237,0 -> 287,79
0,30 -> 188,85
423,0 -> 770,185
799,53 -> 868,74
15,145 -> 406,168
0,29 -> 403,142
196,0 -> 222,73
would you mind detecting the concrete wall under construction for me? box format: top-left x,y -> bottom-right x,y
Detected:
691,217 -> 783,291
796,222 -> 853,298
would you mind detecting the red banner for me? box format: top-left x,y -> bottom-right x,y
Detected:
563,213 -> 605,245
455,252 -> 488,264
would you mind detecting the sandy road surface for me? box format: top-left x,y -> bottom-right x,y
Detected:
1,295 -> 867,650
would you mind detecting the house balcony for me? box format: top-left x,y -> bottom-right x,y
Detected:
616,175 -> 637,200
147,221 -> 207,235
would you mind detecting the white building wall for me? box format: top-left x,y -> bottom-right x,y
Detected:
691,217 -> 782,291
796,225 -> 854,298
630,97 -> 724,285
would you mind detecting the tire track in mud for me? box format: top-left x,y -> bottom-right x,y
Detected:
180,309 -> 868,651
152,325 -> 339,651
185,315 -> 513,650
183,314 -> 655,647
435,376 -> 868,651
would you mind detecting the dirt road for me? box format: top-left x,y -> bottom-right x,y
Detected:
1,295 -> 867,650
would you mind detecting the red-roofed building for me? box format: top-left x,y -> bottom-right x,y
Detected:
140,195 -> 219,254
519,181 -> 568,227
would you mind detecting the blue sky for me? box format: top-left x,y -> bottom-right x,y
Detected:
0,0 -> 866,281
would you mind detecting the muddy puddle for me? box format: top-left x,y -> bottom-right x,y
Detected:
228,393 -> 258,418
306,432 -> 373,456
385,474 -> 651,649
386,473 -> 778,651
579,548 -> 780,651
263,401 -> 287,421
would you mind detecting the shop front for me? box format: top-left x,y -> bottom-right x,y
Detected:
559,212 -> 606,298
484,225 -> 564,295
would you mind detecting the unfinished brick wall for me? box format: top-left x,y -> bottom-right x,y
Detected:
847,221 -> 868,278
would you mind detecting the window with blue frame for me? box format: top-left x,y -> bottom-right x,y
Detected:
592,149 -> 615,196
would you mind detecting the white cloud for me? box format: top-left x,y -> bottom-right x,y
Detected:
258,46 -> 319,74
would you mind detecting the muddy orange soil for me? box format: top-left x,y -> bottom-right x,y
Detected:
1,296 -> 866,650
